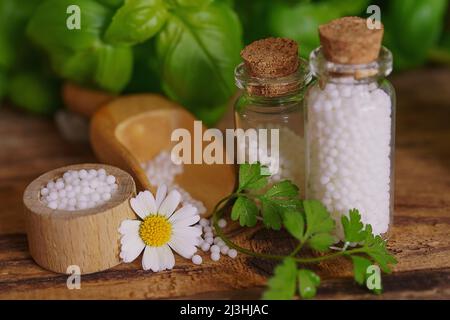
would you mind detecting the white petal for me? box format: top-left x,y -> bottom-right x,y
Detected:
142,246 -> 159,272
173,214 -> 200,228
130,196 -> 148,220
156,245 -> 175,270
118,219 -> 140,236
155,184 -> 167,210
169,205 -> 198,224
158,189 -> 181,217
168,235 -> 197,259
173,225 -> 202,239
120,236 -> 145,263
140,190 -> 157,214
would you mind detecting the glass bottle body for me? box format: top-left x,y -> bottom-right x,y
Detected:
234,61 -> 311,195
305,47 -> 396,239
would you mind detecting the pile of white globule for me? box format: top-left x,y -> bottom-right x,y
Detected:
307,81 -> 392,238
238,124 -> 305,196
142,151 -> 206,215
190,217 -> 238,265
40,168 -> 118,211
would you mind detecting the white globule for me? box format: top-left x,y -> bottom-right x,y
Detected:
191,254 -> 202,265
40,169 -> 118,211
238,125 -> 305,196
193,217 -> 238,264
307,82 -> 392,238
210,252 -> 221,261
143,151 -> 207,215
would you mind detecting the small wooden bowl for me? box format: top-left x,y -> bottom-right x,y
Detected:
90,94 -> 236,216
23,164 -> 136,274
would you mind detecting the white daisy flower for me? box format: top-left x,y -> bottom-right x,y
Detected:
119,185 -> 201,272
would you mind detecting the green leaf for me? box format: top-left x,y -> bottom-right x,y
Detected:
270,198 -> 302,212
261,198 -> 282,230
303,200 -> 335,235
155,0 -> 242,125
362,228 -> 397,274
303,200 -> 335,251
308,233 -> 335,252
282,210 -> 304,241
174,0 -> 212,7
264,180 -> 299,198
341,209 -> 368,244
97,0 -> 124,8
385,0 -> 448,70
263,258 -> 297,300
8,71 -> 60,115
105,0 -> 168,45
238,163 -> 269,191
351,255 -> 373,286
27,0 -> 133,93
267,0 -> 369,58
231,196 -> 258,227
297,269 -> 320,299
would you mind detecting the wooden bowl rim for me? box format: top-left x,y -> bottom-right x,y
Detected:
23,163 -> 136,219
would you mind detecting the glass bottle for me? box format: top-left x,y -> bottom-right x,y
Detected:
305,46 -> 395,239
234,59 -> 312,194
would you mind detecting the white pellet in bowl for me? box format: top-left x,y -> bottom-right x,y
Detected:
40,169 -> 118,211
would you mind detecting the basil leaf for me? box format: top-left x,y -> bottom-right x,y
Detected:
267,0 -> 369,58
27,0 -> 133,92
105,0 -> 168,45
386,0 -> 448,69
155,0 -> 242,125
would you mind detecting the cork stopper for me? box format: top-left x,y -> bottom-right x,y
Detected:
319,16 -> 384,65
241,37 -> 299,78
239,38 -> 302,97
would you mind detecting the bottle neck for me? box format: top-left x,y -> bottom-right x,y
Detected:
234,58 -> 312,102
309,46 -> 393,85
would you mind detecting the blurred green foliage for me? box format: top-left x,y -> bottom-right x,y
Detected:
0,0 -> 448,120
234,0 -> 449,71
0,0 -> 61,114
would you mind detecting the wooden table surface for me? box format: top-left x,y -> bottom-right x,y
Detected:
0,68 -> 449,300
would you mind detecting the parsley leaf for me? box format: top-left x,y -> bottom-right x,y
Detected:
351,255 -> 373,285
260,180 -> 302,230
308,233 -> 336,252
263,257 -> 297,300
303,200 -> 335,251
341,210 -> 397,273
264,180 -> 299,198
342,209 -> 368,243
361,225 -> 397,273
298,269 -> 321,299
261,198 -> 282,230
231,196 -> 258,227
282,210 -> 304,240
238,163 -> 270,191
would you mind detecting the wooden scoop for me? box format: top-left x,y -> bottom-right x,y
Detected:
90,94 -> 236,217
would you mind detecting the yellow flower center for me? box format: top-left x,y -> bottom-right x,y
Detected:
139,215 -> 172,247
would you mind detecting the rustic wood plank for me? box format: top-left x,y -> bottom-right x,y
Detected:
0,67 -> 449,299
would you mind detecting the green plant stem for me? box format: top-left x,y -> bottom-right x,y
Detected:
211,195 -> 365,264
290,242 -> 304,257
